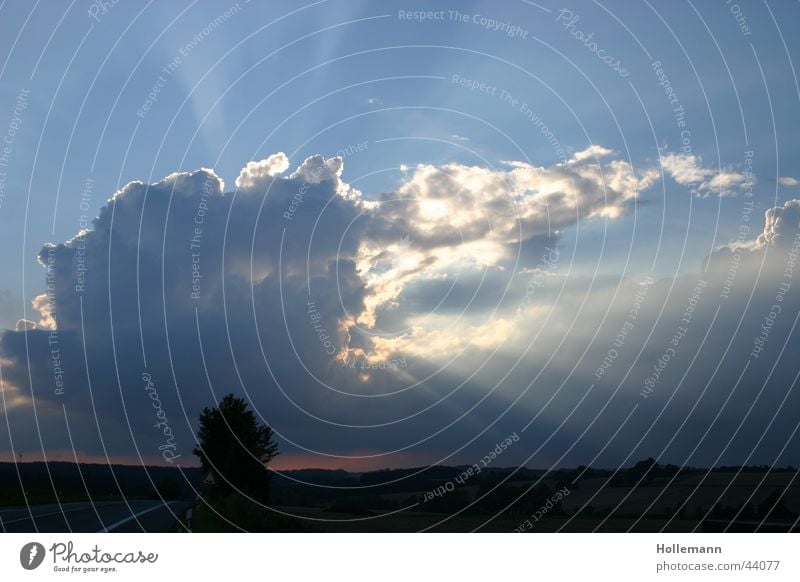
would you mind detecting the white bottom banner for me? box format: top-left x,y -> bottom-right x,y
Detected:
1,533 -> 798,581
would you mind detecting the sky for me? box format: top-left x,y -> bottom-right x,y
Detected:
0,0 -> 799,473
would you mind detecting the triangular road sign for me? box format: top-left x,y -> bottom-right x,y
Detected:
202,471 -> 218,486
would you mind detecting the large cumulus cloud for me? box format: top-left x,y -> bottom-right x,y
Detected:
1,148 -> 798,473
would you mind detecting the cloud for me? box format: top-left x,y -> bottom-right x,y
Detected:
289,154 -> 348,194
777,176 -> 799,187
756,199 -> 800,247
3,150 -> 798,471
30,292 -> 55,330
661,152 -> 749,197
14,319 -> 36,332
351,146 -> 656,329
234,153 -> 289,189
568,144 -> 614,163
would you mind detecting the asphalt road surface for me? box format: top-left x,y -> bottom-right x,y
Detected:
0,500 -> 191,532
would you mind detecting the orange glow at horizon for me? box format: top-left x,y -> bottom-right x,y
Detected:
0,449 -> 439,473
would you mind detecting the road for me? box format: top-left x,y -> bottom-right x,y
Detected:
0,500 -> 191,532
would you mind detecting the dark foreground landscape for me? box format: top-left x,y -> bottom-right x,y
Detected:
2,461 -> 797,532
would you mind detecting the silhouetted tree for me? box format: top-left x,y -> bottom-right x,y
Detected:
757,488 -> 797,520
627,457 -> 659,485
193,394 -> 278,502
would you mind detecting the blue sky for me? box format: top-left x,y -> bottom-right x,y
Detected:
1,1 -> 800,470
1,0 -> 797,322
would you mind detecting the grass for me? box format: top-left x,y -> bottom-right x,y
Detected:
190,494 -> 313,532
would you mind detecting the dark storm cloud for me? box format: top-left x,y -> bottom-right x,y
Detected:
1,151 -> 798,471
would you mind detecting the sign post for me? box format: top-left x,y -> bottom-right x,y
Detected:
201,471 -> 218,487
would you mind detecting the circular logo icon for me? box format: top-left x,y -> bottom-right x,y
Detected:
19,542 -> 45,570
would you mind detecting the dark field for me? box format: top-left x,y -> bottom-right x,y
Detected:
5,461 -> 794,532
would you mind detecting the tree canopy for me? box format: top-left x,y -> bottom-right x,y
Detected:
193,394 -> 278,501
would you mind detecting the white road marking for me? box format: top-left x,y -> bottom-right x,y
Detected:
0,504 -> 95,525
